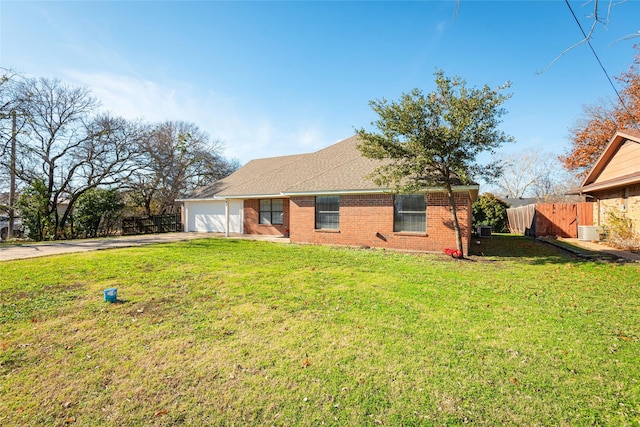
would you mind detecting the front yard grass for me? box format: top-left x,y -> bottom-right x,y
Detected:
1,235 -> 639,425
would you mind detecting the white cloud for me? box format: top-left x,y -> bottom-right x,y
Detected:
61,71 -> 326,164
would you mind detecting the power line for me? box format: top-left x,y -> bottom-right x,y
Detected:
565,0 -> 639,131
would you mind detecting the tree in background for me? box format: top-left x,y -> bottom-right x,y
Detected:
128,120 -> 238,216
0,69 -> 30,229
472,193 -> 509,233
560,46 -> 640,177
357,70 -> 514,256
74,188 -> 124,238
1,70 -> 239,240
491,148 -> 580,201
16,78 -> 146,238
15,179 -> 51,241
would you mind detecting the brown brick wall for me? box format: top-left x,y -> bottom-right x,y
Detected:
286,193 -> 471,253
244,199 -> 290,236
592,185 -> 640,230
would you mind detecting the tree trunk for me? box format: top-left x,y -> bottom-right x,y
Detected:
446,185 -> 464,257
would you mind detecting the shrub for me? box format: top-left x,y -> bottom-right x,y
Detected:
74,188 -> 124,238
15,179 -> 54,241
605,208 -> 639,250
472,193 -> 509,233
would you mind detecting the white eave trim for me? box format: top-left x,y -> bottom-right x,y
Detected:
283,185 -> 479,196
177,185 -> 480,202
426,185 -> 479,193
572,176 -> 640,194
177,194 -> 282,202
282,188 -> 390,196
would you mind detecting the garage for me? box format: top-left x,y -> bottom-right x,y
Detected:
183,199 -> 243,233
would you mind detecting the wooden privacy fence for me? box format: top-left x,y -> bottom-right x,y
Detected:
507,202 -> 594,238
507,204 -> 536,236
122,214 -> 182,235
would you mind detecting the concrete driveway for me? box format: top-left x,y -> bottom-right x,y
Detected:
0,233 -> 230,261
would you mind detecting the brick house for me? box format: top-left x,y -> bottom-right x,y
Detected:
569,129 -> 640,230
178,136 -> 479,253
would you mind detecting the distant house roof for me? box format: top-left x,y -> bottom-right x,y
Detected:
500,197 -> 537,208
182,135 -> 479,200
569,128 -> 640,194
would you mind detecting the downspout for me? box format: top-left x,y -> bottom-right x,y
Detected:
225,199 -> 230,237
181,202 -> 186,232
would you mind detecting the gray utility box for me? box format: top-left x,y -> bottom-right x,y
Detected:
477,226 -> 492,238
578,225 -> 600,241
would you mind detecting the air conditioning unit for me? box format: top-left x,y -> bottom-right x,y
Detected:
477,226 -> 492,238
578,225 -> 600,241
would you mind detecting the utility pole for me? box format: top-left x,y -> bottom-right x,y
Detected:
8,109 -> 16,239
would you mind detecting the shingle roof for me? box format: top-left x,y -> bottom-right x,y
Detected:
184,135 -> 478,199
187,153 -> 307,199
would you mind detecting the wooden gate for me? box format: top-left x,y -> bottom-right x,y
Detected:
534,203 -> 593,238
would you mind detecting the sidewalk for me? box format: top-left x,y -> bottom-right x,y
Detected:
560,238 -> 640,262
0,232 -> 290,261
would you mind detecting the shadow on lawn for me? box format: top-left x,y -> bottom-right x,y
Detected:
468,234 -> 593,265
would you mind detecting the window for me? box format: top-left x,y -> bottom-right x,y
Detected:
394,194 -> 426,233
259,199 -> 283,225
315,196 -> 340,229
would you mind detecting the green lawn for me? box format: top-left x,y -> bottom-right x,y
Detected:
1,236 -> 638,426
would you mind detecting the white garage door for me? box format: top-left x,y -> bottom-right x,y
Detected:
185,200 -> 243,233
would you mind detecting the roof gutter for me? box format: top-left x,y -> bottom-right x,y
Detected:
567,175 -> 640,195
176,194 -> 283,202
282,188 -> 391,196
178,185 -> 480,201
284,185 -> 479,197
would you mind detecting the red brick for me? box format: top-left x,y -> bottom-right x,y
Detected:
241,193 -> 473,253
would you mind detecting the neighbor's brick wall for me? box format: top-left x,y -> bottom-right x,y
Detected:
287,193 -> 471,253
243,199 -> 290,235
592,185 -> 640,231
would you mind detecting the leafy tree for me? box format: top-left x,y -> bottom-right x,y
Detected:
472,193 -> 509,233
356,70 -> 514,256
15,179 -> 52,241
128,120 -> 238,216
560,46 -> 640,177
74,188 -> 124,238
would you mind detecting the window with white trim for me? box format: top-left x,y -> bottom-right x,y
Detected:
394,194 -> 426,233
315,196 -> 340,229
259,199 -> 284,225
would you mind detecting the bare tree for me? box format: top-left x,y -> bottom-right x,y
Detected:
490,148 -> 580,201
0,69 -> 33,239
543,0 -> 639,73
0,69 -> 17,199
128,120 -> 237,216
17,77 -> 145,238
0,69 -> 27,197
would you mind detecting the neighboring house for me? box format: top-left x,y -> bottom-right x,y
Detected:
178,136 -> 479,253
569,129 -> 640,230
500,197 -> 537,208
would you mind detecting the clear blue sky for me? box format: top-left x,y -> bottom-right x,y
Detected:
1,0 -> 639,166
